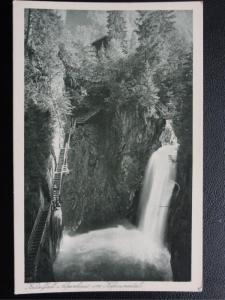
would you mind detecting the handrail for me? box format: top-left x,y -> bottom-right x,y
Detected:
67,118 -> 76,148
58,119 -> 75,194
27,205 -> 44,253
59,146 -> 67,194
33,202 -> 52,279
28,119 -> 77,280
39,204 -> 52,248
67,129 -> 72,149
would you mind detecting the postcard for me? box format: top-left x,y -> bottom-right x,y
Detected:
13,1 -> 203,294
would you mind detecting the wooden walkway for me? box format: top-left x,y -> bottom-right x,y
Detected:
25,109 -> 101,282
25,122 -> 74,282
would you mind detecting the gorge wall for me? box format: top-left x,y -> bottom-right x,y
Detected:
167,137 -> 192,281
62,107 -> 165,233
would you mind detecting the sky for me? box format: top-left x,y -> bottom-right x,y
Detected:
57,10 -> 192,46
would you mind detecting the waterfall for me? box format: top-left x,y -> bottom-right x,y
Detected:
139,120 -> 178,248
53,120 -> 178,281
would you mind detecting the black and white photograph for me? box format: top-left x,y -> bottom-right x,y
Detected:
13,1 -> 203,294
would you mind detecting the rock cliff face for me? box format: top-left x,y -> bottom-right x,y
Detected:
61,107 -> 164,232
25,105 -> 53,244
167,147 -> 192,281
166,111 -> 192,281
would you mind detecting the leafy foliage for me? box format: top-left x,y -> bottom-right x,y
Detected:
25,9 -> 72,121
136,11 -> 175,66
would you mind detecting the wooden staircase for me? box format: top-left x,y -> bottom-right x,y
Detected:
25,208 -> 49,282
25,134 -> 71,282
26,117 -> 96,281
25,113 -> 103,281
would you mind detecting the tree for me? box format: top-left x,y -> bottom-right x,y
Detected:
24,10 -> 73,124
107,11 -> 128,53
173,51 -> 193,150
136,11 -> 175,67
129,31 -> 139,53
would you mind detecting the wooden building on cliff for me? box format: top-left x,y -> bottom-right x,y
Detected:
91,35 -> 111,57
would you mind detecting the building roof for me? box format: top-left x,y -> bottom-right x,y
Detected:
91,35 -> 110,50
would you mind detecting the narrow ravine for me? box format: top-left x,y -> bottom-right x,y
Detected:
53,122 -> 178,281
24,9 -> 193,282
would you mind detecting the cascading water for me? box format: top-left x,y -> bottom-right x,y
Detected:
53,120 -> 178,281
139,120 -> 178,247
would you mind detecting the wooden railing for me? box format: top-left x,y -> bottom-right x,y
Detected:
59,147 -> 67,194
27,204 -> 46,254
26,119 -> 76,282
33,202 -> 53,278
26,114 -> 97,281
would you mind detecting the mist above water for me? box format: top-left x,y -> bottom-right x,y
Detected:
53,226 -> 172,281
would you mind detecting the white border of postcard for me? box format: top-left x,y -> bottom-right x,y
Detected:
13,1 -> 203,294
